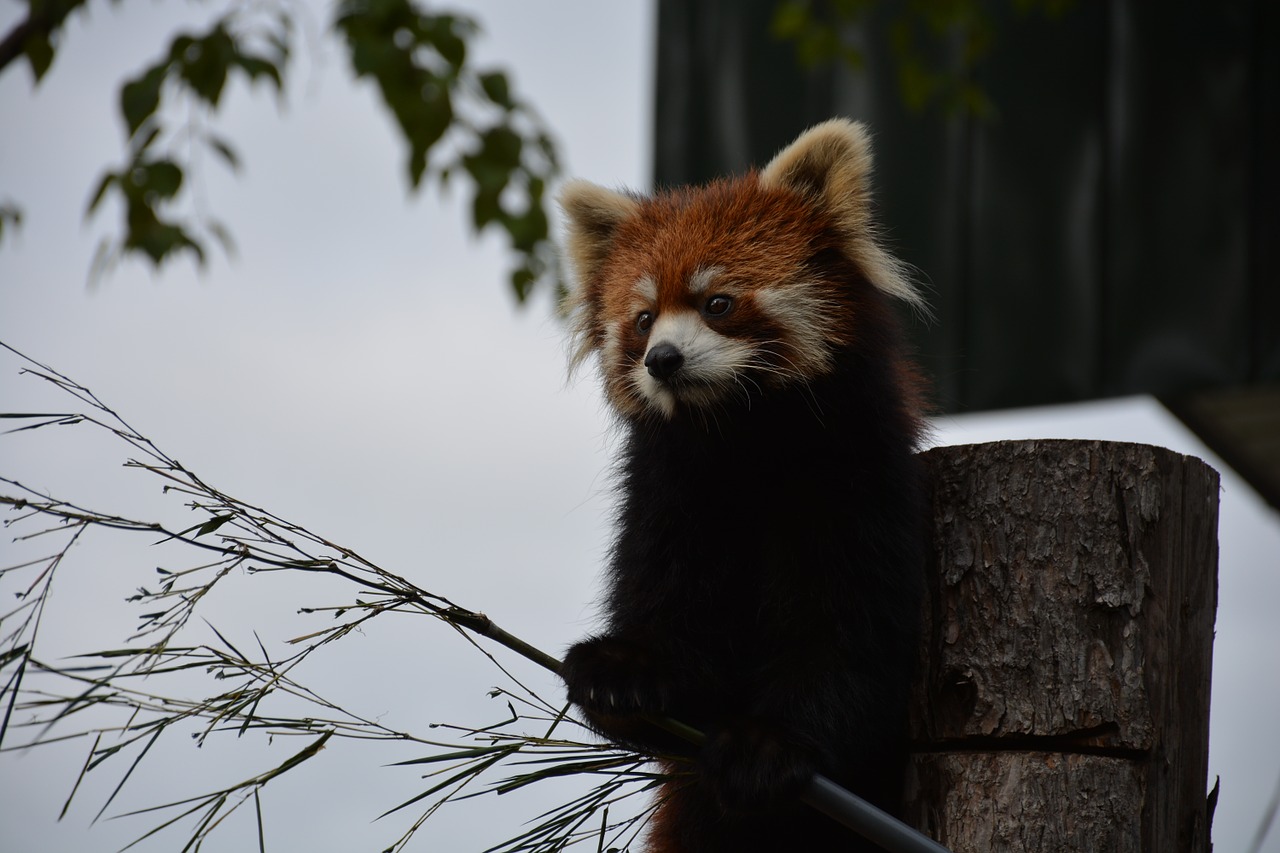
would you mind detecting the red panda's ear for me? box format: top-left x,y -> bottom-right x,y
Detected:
559,180 -> 641,288
760,119 -> 876,223
558,181 -> 640,368
761,120 -> 926,310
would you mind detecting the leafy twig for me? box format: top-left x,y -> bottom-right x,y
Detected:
0,341 -> 656,851
0,341 -> 949,853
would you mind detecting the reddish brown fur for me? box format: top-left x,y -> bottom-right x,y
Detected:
581,176 -> 873,419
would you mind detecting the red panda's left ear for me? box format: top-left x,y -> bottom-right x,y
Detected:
761,120 -> 926,310
760,118 -> 876,226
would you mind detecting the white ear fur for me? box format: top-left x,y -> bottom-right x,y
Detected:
761,119 -> 925,309
558,180 -> 641,287
558,180 -> 641,369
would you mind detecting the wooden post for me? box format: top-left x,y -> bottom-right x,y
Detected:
904,440 -> 1219,852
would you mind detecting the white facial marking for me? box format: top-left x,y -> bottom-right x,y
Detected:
688,266 -> 723,295
632,310 -> 756,418
648,312 -> 706,357
753,283 -> 838,377
633,275 -> 657,303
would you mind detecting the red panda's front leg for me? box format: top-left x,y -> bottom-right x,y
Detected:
564,638 -> 824,814
561,635 -> 693,756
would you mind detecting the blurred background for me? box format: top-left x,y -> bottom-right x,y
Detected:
1,1 -> 1276,851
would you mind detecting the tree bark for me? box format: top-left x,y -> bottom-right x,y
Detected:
905,440 -> 1219,852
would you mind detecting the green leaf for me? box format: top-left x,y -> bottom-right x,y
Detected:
462,126 -> 521,199
23,32 -> 55,82
332,0 -> 561,298
234,55 -> 283,90
481,126 -> 522,169
470,187 -> 501,230
141,224 -> 203,267
478,71 -> 512,109
504,205 -> 548,252
132,159 -> 184,202
85,171 -> 119,215
428,15 -> 468,69
122,204 -> 205,267
176,25 -> 234,107
120,65 -> 167,138
17,0 -> 94,82
398,78 -> 452,188
510,264 -> 536,302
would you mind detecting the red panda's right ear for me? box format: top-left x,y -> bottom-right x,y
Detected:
559,180 -> 641,287
558,181 -> 640,369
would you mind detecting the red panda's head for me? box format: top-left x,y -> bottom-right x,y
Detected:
560,119 -> 924,422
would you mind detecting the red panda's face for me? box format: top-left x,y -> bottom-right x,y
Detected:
559,119 -> 924,424
588,183 -> 853,421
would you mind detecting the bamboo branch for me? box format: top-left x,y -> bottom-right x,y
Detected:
446,608 -> 949,853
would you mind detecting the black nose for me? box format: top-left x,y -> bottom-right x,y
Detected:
644,343 -> 684,380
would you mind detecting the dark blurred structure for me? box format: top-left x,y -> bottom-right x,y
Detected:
654,0 -> 1280,509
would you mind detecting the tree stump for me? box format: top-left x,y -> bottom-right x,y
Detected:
905,440 -> 1219,852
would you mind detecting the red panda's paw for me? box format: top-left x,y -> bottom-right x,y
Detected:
698,719 -> 817,814
561,636 -> 672,719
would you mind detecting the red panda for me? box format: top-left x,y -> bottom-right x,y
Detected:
559,119 -> 928,852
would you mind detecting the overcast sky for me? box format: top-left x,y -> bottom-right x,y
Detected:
2,2 -> 1277,852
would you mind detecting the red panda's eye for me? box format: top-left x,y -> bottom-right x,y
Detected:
636,311 -> 654,334
705,295 -> 733,317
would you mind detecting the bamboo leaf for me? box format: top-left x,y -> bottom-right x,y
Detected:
389,743 -> 517,767
59,732 -> 103,820
94,724 -> 166,822
377,752 -> 506,820
195,514 -> 234,538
